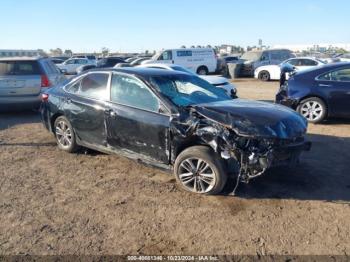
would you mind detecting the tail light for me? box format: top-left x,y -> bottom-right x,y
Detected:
41,75 -> 51,88
41,93 -> 49,102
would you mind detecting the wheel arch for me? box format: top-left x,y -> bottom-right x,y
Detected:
298,95 -> 329,116
50,112 -> 64,133
171,137 -> 213,164
196,65 -> 209,74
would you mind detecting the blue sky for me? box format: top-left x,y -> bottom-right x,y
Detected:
1,0 -> 349,52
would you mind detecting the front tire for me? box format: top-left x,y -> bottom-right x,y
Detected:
258,70 -> 270,81
297,97 -> 327,123
54,116 -> 79,152
197,66 -> 209,75
174,146 -> 227,195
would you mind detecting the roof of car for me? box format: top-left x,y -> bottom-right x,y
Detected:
88,67 -> 188,77
0,56 -> 44,61
318,61 -> 350,69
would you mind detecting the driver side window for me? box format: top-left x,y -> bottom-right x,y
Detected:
158,51 -> 172,61
111,74 -> 160,112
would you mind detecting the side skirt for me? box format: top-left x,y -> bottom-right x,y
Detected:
77,139 -> 173,174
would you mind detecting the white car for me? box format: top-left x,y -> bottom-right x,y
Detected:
136,63 -> 237,97
57,58 -> 93,74
254,57 -> 325,81
141,48 -> 218,75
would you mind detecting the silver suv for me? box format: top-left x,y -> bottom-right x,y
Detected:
0,57 -> 65,111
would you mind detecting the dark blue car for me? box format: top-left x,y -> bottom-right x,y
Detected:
276,62 -> 350,123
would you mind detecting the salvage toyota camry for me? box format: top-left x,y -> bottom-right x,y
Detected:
41,68 -> 311,195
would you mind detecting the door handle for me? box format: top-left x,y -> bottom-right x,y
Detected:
318,83 -> 332,87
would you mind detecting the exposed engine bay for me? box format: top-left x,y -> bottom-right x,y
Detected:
171,101 -> 312,194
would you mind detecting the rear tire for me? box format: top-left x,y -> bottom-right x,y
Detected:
297,97 -> 327,123
174,146 -> 227,195
54,116 -> 79,153
197,66 -> 209,75
258,70 -> 270,81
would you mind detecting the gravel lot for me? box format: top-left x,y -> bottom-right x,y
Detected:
0,79 -> 349,255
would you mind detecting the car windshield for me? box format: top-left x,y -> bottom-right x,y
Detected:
241,51 -> 262,61
149,74 -> 231,107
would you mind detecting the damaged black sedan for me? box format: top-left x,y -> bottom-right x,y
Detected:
41,68 -> 311,195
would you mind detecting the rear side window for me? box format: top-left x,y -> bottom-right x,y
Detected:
302,59 -> 318,66
318,68 -> 350,82
176,50 -> 192,57
0,61 -> 16,75
80,73 -> 109,100
0,61 -> 41,75
287,59 -> 299,66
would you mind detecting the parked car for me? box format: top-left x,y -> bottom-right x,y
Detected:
51,56 -> 70,62
137,63 -> 237,97
76,64 -> 97,74
224,56 -> 240,64
76,57 -> 126,74
240,49 -> 295,76
255,57 -> 325,81
97,57 -> 125,67
125,57 -> 139,63
0,57 -> 65,111
71,55 -> 97,64
41,68 -> 311,195
143,48 -> 218,75
130,57 -> 152,66
276,62 -> 350,123
50,58 -> 65,64
57,58 -> 93,74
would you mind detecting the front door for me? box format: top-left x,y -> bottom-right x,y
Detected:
63,72 -> 110,146
106,72 -> 170,164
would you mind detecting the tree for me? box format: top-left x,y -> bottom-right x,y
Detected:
50,48 -> 63,56
64,49 -> 73,57
101,47 -> 109,57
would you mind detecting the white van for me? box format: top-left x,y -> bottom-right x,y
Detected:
143,48 -> 218,75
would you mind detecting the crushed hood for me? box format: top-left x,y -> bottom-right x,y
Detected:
191,99 -> 308,139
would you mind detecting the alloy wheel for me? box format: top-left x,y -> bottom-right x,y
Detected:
178,158 -> 216,193
300,101 -> 323,121
55,120 -> 73,148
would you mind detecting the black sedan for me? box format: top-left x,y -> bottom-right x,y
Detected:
41,68 -> 311,195
76,57 -> 126,74
276,62 -> 350,123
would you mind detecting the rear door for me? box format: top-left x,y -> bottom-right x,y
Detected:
63,72 -> 110,146
105,72 -> 170,163
316,66 -> 350,116
0,60 -> 42,97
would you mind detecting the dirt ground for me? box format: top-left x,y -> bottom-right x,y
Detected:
0,79 -> 350,256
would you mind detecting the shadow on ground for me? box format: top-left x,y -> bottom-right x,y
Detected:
0,111 -> 40,131
226,133 -> 350,202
